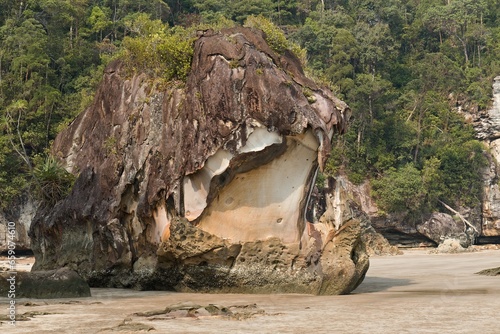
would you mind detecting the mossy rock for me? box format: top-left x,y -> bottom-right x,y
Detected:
0,267 -> 91,298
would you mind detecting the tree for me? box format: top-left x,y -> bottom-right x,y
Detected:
0,0 -> 496,217
88,6 -> 112,41
372,164 -> 426,214
423,0 -> 487,65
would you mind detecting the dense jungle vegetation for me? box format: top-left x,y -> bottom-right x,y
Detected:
1,0 -> 499,217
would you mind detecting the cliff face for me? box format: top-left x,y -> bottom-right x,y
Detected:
29,27 -> 368,294
467,76 -> 500,237
0,197 -> 36,252
362,78 -> 500,247
479,77 -> 500,237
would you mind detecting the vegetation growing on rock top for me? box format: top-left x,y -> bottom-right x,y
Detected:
244,15 -> 307,65
0,0 -> 498,219
118,13 -> 232,82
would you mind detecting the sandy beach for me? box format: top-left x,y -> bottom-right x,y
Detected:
1,249 -> 499,333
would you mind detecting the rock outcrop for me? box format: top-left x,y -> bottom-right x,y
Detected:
29,27 -> 367,294
0,197 -> 36,252
348,77 -> 500,248
429,238 -> 474,254
417,212 -> 475,248
315,176 -> 401,255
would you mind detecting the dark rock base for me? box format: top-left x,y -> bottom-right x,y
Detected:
82,218 -> 369,295
0,268 -> 90,298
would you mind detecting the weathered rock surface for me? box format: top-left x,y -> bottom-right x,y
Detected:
468,76 -> 500,141
361,225 -> 402,256
0,267 -> 90,298
315,176 -> 401,256
459,76 -> 500,237
481,147 -> 500,237
0,196 -> 36,252
29,27 -> 366,294
133,302 -> 269,320
417,212 -> 475,248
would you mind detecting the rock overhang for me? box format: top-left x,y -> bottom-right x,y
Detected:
30,25 -> 367,295
173,27 -> 349,244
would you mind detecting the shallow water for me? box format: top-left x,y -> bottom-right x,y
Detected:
1,249 -> 500,333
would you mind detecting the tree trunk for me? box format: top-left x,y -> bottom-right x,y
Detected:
69,24 -> 73,49
456,35 -> 469,64
357,129 -> 362,153
0,54 -> 2,96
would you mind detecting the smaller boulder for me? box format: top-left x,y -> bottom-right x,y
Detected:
429,238 -> 474,254
361,225 -> 402,256
0,267 -> 90,298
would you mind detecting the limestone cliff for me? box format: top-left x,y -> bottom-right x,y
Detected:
461,76 -> 500,237
29,27 -> 367,294
373,76 -> 500,246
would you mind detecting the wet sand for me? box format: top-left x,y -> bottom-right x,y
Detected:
2,249 -> 500,333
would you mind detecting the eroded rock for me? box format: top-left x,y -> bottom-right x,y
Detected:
29,27 -> 365,294
458,76 -> 500,237
429,238 -> 475,254
0,196 -> 37,252
417,212 -> 475,248
361,226 -> 402,256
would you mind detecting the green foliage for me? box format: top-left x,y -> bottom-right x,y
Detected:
32,156 -> 75,207
371,138 -> 487,215
88,6 -> 112,40
437,140 -> 486,207
315,171 -> 326,190
372,164 -> 426,214
245,15 -> 288,52
244,15 -> 306,64
121,14 -> 195,81
0,0 -> 497,217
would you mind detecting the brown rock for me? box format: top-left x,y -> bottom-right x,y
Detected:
29,27 -> 364,294
417,212 -> 474,247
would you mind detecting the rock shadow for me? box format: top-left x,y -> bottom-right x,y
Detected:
351,276 -> 413,294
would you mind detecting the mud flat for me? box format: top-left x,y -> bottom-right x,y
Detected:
1,249 -> 500,333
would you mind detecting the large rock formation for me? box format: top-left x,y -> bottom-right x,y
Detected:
29,27 -> 367,294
